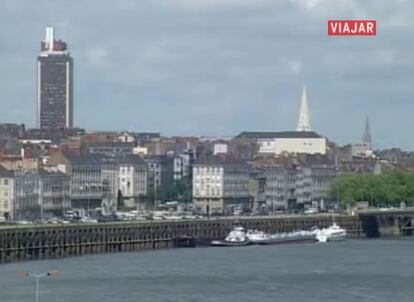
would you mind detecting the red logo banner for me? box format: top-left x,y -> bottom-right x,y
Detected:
328,20 -> 376,36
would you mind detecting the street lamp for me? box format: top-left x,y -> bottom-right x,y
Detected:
18,270 -> 59,302
80,184 -> 91,217
85,184 -> 90,217
334,155 -> 340,209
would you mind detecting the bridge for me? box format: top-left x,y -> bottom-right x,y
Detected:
356,207 -> 414,237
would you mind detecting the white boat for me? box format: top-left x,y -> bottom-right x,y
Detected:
246,229 -> 316,245
211,226 -> 251,247
163,215 -> 183,220
79,217 -> 98,224
246,229 -> 268,242
315,223 -> 347,242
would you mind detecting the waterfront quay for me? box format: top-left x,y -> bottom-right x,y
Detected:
2,209 -> 414,264
0,214 -> 361,264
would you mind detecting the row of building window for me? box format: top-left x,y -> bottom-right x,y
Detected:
195,167 -> 222,174
196,179 -> 221,185
195,190 -> 221,196
120,167 -> 137,173
260,141 -> 273,147
0,179 -> 10,185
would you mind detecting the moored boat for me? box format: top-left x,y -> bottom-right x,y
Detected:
210,226 -> 251,247
211,226 -> 319,247
315,223 -> 347,242
246,229 -> 317,245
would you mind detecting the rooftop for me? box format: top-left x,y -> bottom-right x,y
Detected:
235,131 -> 323,140
66,153 -> 146,166
194,154 -> 248,166
0,166 -> 13,177
38,168 -> 68,177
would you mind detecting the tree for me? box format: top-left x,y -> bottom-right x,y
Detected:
330,169 -> 414,208
170,177 -> 193,203
155,177 -> 193,203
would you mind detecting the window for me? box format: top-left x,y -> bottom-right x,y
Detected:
4,179 -> 8,185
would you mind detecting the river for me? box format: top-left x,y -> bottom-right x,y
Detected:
1,239 -> 413,302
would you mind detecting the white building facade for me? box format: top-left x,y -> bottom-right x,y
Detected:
118,160 -> 147,205
193,157 -> 252,214
0,168 -> 14,220
213,143 -> 228,155
259,136 -> 327,155
237,131 -> 327,155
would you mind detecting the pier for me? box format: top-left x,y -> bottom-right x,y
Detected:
0,214 -> 361,264
8,207 -> 414,264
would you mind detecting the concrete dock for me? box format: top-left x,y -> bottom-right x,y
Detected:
0,214 -> 364,263
3,207 -> 414,264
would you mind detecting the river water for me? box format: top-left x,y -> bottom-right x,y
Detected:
1,239 -> 413,302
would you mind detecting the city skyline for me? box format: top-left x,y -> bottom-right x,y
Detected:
0,1 -> 413,149
2,3 -> 414,302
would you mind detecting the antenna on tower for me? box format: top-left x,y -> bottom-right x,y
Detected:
45,26 -> 55,51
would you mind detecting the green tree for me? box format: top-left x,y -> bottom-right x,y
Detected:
150,177 -> 193,204
330,169 -> 414,208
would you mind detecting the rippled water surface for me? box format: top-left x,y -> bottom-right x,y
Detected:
1,239 -> 414,302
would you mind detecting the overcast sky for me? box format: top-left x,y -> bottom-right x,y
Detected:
0,0 -> 413,149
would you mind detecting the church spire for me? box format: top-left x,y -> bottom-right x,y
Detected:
296,85 -> 311,132
362,116 -> 372,148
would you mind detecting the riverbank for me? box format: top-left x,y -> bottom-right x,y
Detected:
1,211 -> 411,264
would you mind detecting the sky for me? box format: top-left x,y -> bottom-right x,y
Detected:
0,0 -> 413,149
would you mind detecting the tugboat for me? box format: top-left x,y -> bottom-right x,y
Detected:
211,226 -> 251,247
315,223 -> 347,242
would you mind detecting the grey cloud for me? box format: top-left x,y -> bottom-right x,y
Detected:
0,0 -> 413,149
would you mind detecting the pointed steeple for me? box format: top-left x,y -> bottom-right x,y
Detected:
296,85 -> 311,132
362,116 -> 372,148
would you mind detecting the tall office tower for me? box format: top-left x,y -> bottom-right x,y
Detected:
37,26 -> 73,129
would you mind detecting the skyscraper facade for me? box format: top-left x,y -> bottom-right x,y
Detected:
37,26 -> 73,129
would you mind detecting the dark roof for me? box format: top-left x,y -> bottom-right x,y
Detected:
134,132 -> 161,140
0,166 -> 13,177
66,153 -> 109,164
234,131 -> 323,140
144,155 -> 173,164
66,153 -> 146,166
194,155 -> 248,166
117,154 -> 147,166
88,142 -> 135,148
38,168 -> 68,177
